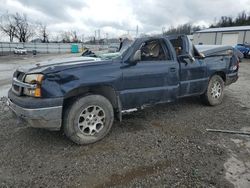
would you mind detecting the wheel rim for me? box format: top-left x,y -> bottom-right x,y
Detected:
77,105 -> 105,136
211,81 -> 222,99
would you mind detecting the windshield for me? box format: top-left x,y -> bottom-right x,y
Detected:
98,39 -> 134,60
98,52 -> 121,60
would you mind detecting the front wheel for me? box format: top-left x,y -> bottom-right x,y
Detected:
63,95 -> 114,145
201,75 -> 225,106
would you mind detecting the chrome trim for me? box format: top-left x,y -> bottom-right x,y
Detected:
12,77 -> 37,89
122,108 -> 138,114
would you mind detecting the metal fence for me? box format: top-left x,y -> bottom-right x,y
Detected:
0,42 -> 108,55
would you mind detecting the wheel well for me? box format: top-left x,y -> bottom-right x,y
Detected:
63,85 -> 119,111
213,71 -> 226,82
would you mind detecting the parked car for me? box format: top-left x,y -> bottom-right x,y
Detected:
7,35 -> 239,145
235,44 -> 250,58
14,47 -> 27,55
108,44 -> 119,53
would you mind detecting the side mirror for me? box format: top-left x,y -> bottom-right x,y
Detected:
178,54 -> 195,63
130,50 -> 141,64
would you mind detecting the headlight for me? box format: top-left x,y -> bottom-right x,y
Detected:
23,74 -> 44,97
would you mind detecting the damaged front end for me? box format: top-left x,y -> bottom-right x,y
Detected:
7,69 -> 63,131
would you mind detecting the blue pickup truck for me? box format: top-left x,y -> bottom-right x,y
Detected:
7,35 -> 239,144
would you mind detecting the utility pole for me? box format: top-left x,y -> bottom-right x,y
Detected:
98,29 -> 100,40
105,33 -> 109,44
136,25 -> 139,37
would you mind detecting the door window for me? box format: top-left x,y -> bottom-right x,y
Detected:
140,40 -> 168,61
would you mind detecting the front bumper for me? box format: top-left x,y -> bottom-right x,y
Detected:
7,91 -> 63,131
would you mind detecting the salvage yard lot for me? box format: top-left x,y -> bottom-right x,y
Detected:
0,55 -> 250,187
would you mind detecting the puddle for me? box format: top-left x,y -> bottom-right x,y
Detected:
224,155 -> 250,188
224,128 -> 250,188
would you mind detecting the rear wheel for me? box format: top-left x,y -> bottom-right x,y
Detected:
201,75 -> 225,106
63,95 -> 114,145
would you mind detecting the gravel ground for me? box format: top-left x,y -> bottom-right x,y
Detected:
0,58 -> 249,187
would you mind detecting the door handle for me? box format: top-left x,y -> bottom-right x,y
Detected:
170,67 -> 176,72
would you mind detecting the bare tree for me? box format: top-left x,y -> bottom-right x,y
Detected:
164,23 -> 201,35
13,13 -> 34,42
61,31 -> 71,43
60,31 -> 79,43
0,13 -> 16,42
72,30 -> 79,42
37,22 -> 49,43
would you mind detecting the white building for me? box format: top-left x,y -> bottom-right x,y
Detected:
193,26 -> 250,46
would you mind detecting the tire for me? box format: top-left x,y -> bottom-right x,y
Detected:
63,95 -> 114,145
201,75 -> 225,106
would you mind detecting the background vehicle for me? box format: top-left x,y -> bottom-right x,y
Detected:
108,44 -> 119,53
7,35 -> 239,145
14,47 -> 27,55
235,44 -> 250,58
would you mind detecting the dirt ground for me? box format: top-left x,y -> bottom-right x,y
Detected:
0,56 -> 249,187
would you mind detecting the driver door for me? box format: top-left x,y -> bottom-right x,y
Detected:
120,39 -> 179,109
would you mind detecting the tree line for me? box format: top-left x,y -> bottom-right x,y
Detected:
164,24 -> 202,35
0,12 -> 81,43
210,11 -> 250,28
164,11 -> 250,35
0,12 -> 49,42
2,11 -> 250,42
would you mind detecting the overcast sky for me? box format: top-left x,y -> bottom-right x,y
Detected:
1,0 -> 250,40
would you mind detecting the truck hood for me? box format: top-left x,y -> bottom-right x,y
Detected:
17,56 -> 106,74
